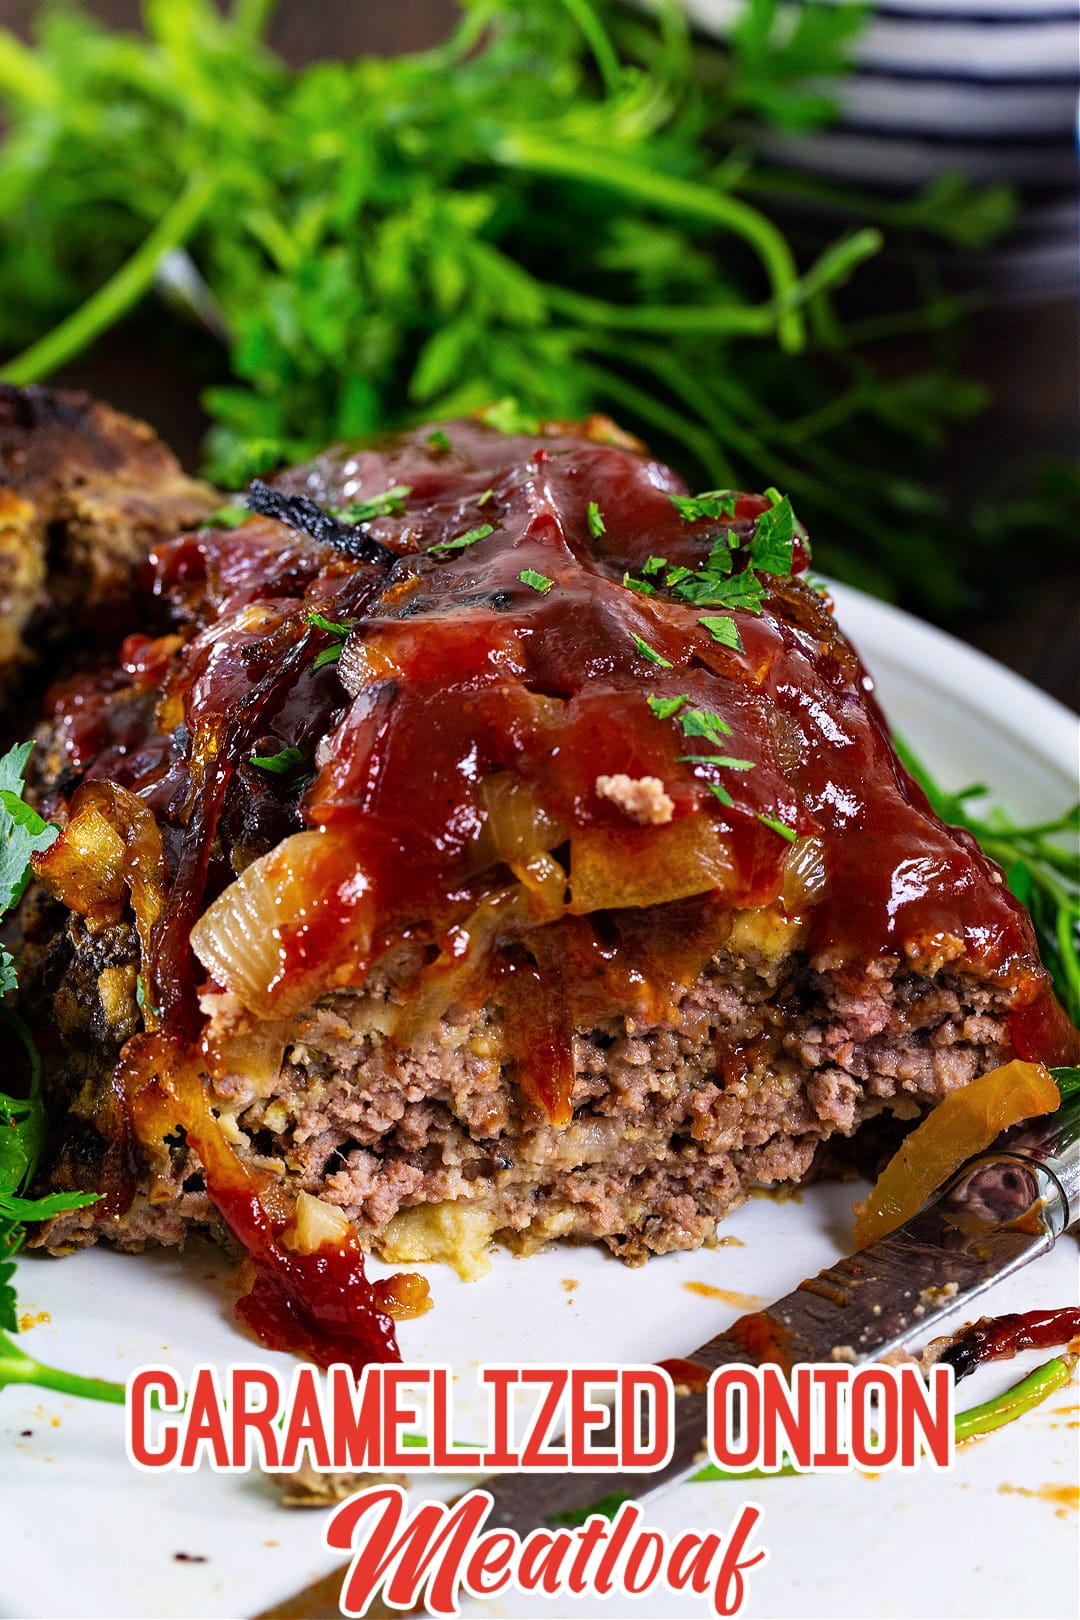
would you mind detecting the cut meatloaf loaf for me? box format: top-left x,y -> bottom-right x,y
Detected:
0,384 -> 216,722
19,409 -> 1077,1294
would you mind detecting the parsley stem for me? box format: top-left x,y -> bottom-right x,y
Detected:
1,171 -> 216,386
953,1352 -> 1077,1443
0,1332 -> 127,1405
492,133 -> 807,352
231,0 -> 279,43
557,0 -> 623,97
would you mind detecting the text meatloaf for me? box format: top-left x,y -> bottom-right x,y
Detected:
21,410 -> 1075,1287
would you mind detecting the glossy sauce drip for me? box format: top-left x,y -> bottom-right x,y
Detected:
942,1307 -> 1080,1382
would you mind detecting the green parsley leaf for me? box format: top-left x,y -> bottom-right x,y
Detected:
664,565 -> 694,588
519,568 -> 553,594
204,504 -> 251,529
428,523 -> 494,556
477,399 -> 540,436
757,812 -> 798,842
670,490 -> 737,524
641,557 -> 668,578
749,495 -> 795,577
631,635 -> 673,668
313,644 -> 344,669
587,501 -> 606,539
250,746 -> 306,774
707,782 -> 735,808
332,484 -> 411,523
678,755 -> 755,771
700,615 -> 743,651
426,429 -> 451,455
706,533 -> 738,576
306,610 -> 356,638
622,572 -> 655,595
0,748 -> 57,915
677,571 -> 767,613
647,695 -> 690,720
679,707 -> 732,743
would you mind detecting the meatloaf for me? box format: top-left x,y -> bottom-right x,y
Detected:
14,406 -> 1076,1355
0,384 -> 215,720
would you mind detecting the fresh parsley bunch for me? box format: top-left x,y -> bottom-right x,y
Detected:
0,744 -> 125,1402
0,0 -> 1065,612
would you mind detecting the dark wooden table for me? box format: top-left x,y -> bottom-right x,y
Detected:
2,0 -> 1076,711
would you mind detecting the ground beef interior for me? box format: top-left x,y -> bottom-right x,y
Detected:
31,901 -> 1013,1273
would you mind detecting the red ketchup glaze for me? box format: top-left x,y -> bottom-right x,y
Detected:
38,417 -> 1078,1368
942,1307 -> 1080,1381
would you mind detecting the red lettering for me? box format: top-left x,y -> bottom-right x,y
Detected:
709,1369 -> 760,1469
517,1528 -> 573,1594
326,1484 -> 490,1618
669,1530 -> 725,1598
381,1369 -> 426,1468
464,1530 -> 516,1597
710,1503 -> 767,1616
229,1366 -> 281,1469
812,1368 -> 848,1467
570,1368 -> 618,1467
519,1369 -> 568,1468
900,1363 -> 953,1469
620,1369 -> 672,1469
623,1528 -> 665,1594
279,1365 -> 330,1470
480,1367 -> 519,1467
126,1366 -> 180,1469
329,1364 -> 381,1470
760,1366 -> 813,1471
431,1366 -> 482,1469
178,1367 -> 230,1470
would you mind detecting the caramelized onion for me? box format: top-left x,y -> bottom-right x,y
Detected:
190,829 -> 373,1019
570,814 -> 737,913
853,1059 -> 1061,1249
781,836 -> 827,915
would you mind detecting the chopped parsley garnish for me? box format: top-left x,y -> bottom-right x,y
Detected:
647,694 -> 690,720
587,501 -> 606,539
642,556 -> 667,578
631,635 -> 673,668
476,488 -> 495,508
426,429 -> 451,455
678,754 -> 755,771
204,504 -> 251,529
428,522 -> 494,556
478,398 -> 541,436
519,568 -> 553,594
707,783 -> 734,807
749,494 -> 795,576
306,610 -> 356,637
250,746 -> 306,774
622,572 -> 655,595
332,484 -> 411,523
305,609 -> 356,670
700,615 -> 743,651
679,707 -> 733,744
670,489 -> 737,524
757,812 -> 798,843
679,569 -> 767,614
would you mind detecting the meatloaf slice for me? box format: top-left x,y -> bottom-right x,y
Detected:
0,384 -> 216,716
18,412 -> 1075,1307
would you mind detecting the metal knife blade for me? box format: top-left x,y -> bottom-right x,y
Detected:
256,1093 -> 1080,1619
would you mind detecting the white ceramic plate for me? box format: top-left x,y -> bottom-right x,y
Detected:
3,585 -> 1078,1620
